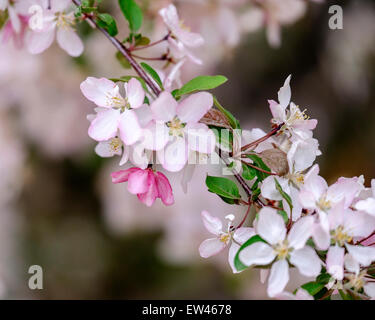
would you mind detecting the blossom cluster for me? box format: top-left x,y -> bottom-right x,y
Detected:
2,0 -> 375,300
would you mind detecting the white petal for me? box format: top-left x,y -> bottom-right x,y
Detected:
125,78 -> 145,109
239,242 -> 276,267
267,259 -> 289,297
228,242 -> 241,273
344,254 -> 360,275
157,136 -> 188,172
56,27 -> 83,57
88,109 -> 120,141
364,283 -> 375,299
199,238 -> 226,258
257,207 -> 286,245
118,110 -> 142,145
287,216 -> 314,250
186,123 -> 216,154
95,140 -> 121,157
290,246 -> 322,277
312,222 -> 330,250
201,211 -> 222,236
261,176 -> 289,201
278,75 -> 291,109
233,227 -> 255,244
354,198 -> 375,216
345,244 -> 375,267
326,245 -> 345,280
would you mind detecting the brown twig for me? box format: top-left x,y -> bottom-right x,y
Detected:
241,123 -> 283,152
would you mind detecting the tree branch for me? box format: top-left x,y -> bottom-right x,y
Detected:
72,0 -> 161,96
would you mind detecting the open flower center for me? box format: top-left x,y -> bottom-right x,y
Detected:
287,172 -> 305,187
347,272 -> 366,292
179,19 -> 191,32
167,117 -> 186,137
331,226 -> 352,246
219,233 -> 231,245
274,240 -> 291,260
56,12 -> 75,29
317,195 -> 331,212
106,94 -> 126,109
109,137 -> 122,153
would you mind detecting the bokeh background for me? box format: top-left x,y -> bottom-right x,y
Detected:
0,0 -> 374,299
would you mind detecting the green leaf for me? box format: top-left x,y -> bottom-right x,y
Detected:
140,62 -> 164,90
301,282 -> 326,296
234,235 -> 267,272
213,96 -> 241,130
97,13 -> 118,36
205,176 -> 241,200
174,75 -> 228,98
119,0 -> 143,32
274,178 -> 293,213
246,154 -> 271,181
278,210 -> 289,224
242,163 -> 256,180
339,289 -> 354,300
115,51 -> 131,69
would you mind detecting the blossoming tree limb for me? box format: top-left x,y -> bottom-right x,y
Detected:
2,0 -> 375,300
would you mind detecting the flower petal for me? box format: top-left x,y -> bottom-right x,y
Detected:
127,168 -> 150,195
326,245 -> 345,280
233,227 -> 255,244
199,238 -> 226,258
345,244 -> 375,267
150,91 -> 178,122
239,242 -> 276,267
118,110 -> 142,145
111,168 -> 140,184
56,27 -> 83,57
125,78 -> 145,109
177,92 -> 213,123
137,173 -> 158,207
186,123 -> 216,154
277,75 -> 291,109
290,246 -> 322,277
287,216 -> 314,250
155,171 -> 174,206
201,210 -> 222,236
157,136 -> 188,172
88,109 -> 120,141
26,27 -> 55,54
257,207 -> 286,245
80,77 -> 118,108
267,259 -> 289,297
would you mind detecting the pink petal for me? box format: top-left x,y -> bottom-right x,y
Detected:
118,110 -> 142,145
268,100 -> 285,122
80,77 -> 118,108
199,238 -> 226,258
56,27 -> 83,57
177,92 -> 213,123
111,168 -> 140,184
125,78 -> 145,109
150,91 -> 178,122
137,173 -> 158,207
88,109 -> 120,141
154,171 -> 174,206
26,27 -> 55,54
127,169 -> 150,195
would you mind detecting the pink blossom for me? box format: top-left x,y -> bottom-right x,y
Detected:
80,77 -> 145,145
25,0 -> 83,56
2,15 -> 29,48
148,91 -> 215,172
111,167 -> 174,207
